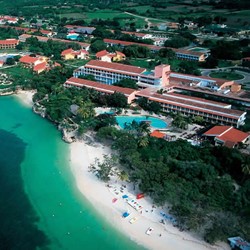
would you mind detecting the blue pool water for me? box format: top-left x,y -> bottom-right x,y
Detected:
66,34 -> 79,40
116,116 -> 167,129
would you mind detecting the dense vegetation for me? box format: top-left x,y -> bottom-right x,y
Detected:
96,126 -> 250,243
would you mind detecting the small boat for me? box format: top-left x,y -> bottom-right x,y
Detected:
146,227 -> 153,235
112,198 -> 118,203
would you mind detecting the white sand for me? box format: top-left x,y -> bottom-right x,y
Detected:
15,90 -> 35,106
69,141 -> 229,250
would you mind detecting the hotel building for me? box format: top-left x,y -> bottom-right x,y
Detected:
136,89 -> 246,128
0,39 -> 19,49
73,60 -> 171,88
64,77 -> 137,104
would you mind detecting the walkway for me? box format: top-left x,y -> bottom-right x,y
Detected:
200,66 -> 250,84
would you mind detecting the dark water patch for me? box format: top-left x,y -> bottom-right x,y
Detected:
11,123 -> 22,130
0,129 -> 49,250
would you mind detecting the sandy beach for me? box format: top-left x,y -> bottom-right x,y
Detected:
69,141 -> 230,250
15,90 -> 35,106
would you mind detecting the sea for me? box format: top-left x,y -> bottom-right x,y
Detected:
0,95 -> 144,250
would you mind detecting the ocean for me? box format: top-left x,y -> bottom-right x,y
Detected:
0,96 -> 144,250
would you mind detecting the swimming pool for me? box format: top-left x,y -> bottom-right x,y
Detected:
116,116 -> 167,129
66,35 -> 79,40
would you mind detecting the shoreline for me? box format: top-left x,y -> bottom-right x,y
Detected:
69,140 -> 229,250
15,90 -> 35,107
15,90 -> 230,250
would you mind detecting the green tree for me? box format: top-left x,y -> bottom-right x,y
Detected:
106,92 -> 128,108
90,39 -> 107,53
77,100 -> 95,120
172,113 -> 188,129
113,79 -> 138,89
89,154 -> 119,182
164,36 -> 190,48
158,48 -> 176,60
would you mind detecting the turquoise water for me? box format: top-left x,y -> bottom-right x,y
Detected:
116,116 -> 167,129
67,34 -> 79,40
0,96 -> 144,250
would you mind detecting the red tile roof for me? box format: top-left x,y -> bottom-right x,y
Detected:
40,30 -> 51,35
167,92 -> 230,108
204,126 -> 249,143
169,72 -> 231,87
85,60 -> 146,75
80,49 -> 89,54
61,48 -> 74,56
204,126 -> 232,136
19,55 -> 39,64
104,38 -> 163,51
122,31 -> 148,38
150,130 -> 165,139
33,62 -> 47,72
217,128 -> 249,143
116,51 -> 125,57
96,50 -> 109,57
18,34 -> 90,49
136,91 -> 245,120
0,39 -> 18,45
65,77 -> 137,96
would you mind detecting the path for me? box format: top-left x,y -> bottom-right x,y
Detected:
124,11 -> 166,29
200,66 -> 250,84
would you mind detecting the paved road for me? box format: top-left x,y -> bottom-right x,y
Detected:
200,66 -> 250,84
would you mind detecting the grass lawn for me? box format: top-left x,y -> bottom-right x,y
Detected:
218,60 -> 233,68
60,13 -> 87,19
1,65 -> 33,81
84,10 -> 130,20
125,5 -> 153,13
64,59 -> 90,68
129,59 -> 153,69
209,71 -> 244,80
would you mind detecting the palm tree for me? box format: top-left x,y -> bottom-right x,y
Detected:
138,122 -> 151,136
138,136 -> 149,148
172,113 -> 188,130
118,170 -> 129,182
77,101 -> 95,120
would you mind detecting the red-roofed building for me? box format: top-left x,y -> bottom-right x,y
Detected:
33,62 -> 47,74
136,90 -> 246,128
64,77 -> 138,104
150,130 -> 166,139
0,39 -> 19,49
0,16 -> 18,24
61,48 -> 89,60
203,126 -> 249,147
96,50 -> 125,62
18,34 -> 90,50
0,60 -> 4,67
104,38 -> 163,52
19,55 -> 48,68
73,60 -> 170,87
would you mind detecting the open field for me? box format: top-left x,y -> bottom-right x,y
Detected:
59,9 -> 146,28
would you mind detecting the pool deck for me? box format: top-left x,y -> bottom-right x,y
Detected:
94,107 -> 204,143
